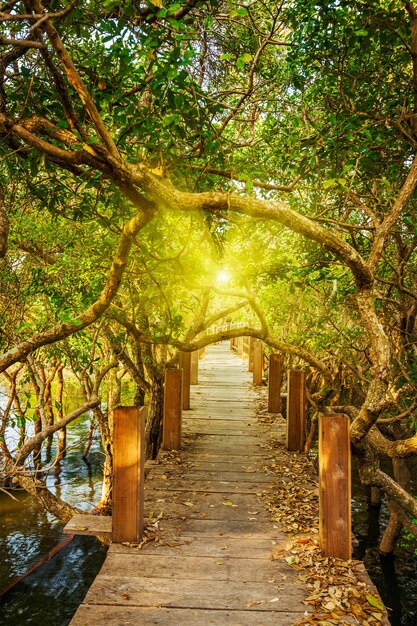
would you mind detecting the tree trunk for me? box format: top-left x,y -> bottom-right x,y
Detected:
56,365 -> 66,461
93,406 -> 113,514
145,373 -> 165,460
15,472 -> 80,522
82,419 -> 95,459
379,458 -> 411,554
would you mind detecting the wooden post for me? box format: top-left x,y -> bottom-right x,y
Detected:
243,336 -> 249,360
253,342 -> 263,385
237,336 -> 244,357
179,351 -> 191,410
286,370 -> 305,451
162,369 -> 182,450
319,414 -> 352,559
248,337 -> 254,372
199,346 -> 205,359
190,350 -> 198,385
268,353 -> 282,413
112,406 -> 145,543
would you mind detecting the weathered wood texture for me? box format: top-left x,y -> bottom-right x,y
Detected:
69,343 -> 310,625
286,370 -> 306,452
112,406 -> 145,543
179,351 -> 191,410
268,353 -> 282,413
253,341 -> 263,385
319,413 -> 352,560
190,350 -> 199,385
162,368 -> 182,450
64,513 -> 111,538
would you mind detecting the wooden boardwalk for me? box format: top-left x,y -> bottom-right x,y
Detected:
70,342 -> 310,625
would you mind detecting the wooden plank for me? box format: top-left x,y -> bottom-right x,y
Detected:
161,517 -> 276,537
146,478 -> 273,494
98,553 -> 291,582
268,353 -> 282,413
110,535 -> 278,559
112,406 -> 145,543
286,370 -> 305,452
319,413 -> 352,560
179,351 -> 191,410
162,368 -> 182,450
190,350 -> 199,385
144,490 -> 268,521
81,575 -> 304,611
63,513 -> 112,538
71,606 -> 306,626
147,469 -> 274,484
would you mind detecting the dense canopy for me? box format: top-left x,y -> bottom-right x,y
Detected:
1,0 -> 417,556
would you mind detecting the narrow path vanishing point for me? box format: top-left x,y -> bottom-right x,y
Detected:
70,341 -> 311,625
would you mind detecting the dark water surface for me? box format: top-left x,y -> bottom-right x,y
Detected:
352,460 -> 417,626
0,419 -> 108,625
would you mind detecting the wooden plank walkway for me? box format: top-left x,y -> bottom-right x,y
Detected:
70,342 -> 311,625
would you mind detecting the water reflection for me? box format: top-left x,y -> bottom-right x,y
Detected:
0,416 -> 107,625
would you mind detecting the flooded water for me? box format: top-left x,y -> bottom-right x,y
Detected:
0,417 -> 108,625
352,460 -> 417,626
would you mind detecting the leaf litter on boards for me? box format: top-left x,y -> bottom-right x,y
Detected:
253,390 -> 388,626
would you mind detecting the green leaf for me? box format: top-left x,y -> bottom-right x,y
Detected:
323,179 -> 336,189
167,2 -> 182,15
366,595 -> 384,611
355,29 -> 368,36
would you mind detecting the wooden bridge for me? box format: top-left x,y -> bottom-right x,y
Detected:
65,340 -> 390,625
68,341 -> 312,625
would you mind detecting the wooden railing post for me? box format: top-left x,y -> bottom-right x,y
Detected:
253,341 -> 263,385
268,353 -> 282,413
190,350 -> 199,385
199,346 -> 205,359
248,337 -> 254,372
237,336 -> 244,357
319,414 -> 352,559
162,369 -> 182,450
243,336 -> 249,360
179,351 -> 191,410
286,370 -> 305,451
112,406 -> 145,543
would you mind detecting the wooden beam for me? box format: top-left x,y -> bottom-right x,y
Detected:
179,351 -> 191,410
286,370 -> 305,452
190,350 -> 199,385
268,353 -> 282,413
253,342 -> 263,386
319,414 -> 352,559
112,406 -> 145,543
162,369 -> 183,450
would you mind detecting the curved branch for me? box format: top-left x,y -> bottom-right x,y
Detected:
0,206 -> 156,372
